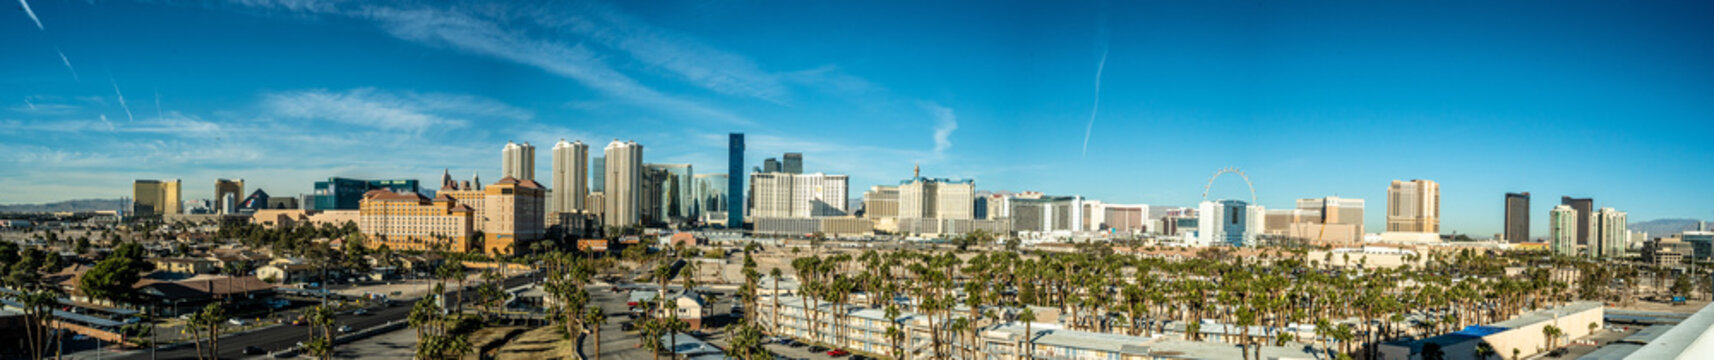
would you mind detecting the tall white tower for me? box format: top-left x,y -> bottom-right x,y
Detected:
551,139 -> 589,213
604,140 -> 644,227
501,141 -> 537,180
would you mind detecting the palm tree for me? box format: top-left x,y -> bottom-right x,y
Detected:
193,304 -> 228,360
769,267 -> 783,334
17,290 -> 62,360
1019,307 -> 1036,360
585,307 -> 607,360
1542,324 -> 1562,351
640,318 -> 666,360
724,322 -> 767,360
307,304 -> 337,360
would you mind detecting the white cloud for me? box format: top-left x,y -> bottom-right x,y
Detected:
358,6 -> 752,126
261,88 -> 528,131
56,48 -> 78,81
111,79 -> 134,122
18,0 -> 44,30
523,1 -> 789,103
923,102 -> 958,158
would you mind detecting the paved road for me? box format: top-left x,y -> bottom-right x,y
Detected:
115,275 -> 535,360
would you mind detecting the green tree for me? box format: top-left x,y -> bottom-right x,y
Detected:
585,307 -> 608,360
78,242 -> 153,304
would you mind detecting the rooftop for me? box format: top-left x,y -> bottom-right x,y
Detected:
1491,301 -> 1602,328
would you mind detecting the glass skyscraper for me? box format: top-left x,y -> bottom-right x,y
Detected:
729,133 -> 744,228
591,156 -> 606,193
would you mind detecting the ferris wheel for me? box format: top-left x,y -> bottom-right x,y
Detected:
1201,167 -> 1256,204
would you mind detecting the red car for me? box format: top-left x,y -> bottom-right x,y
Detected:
827,349 -> 850,357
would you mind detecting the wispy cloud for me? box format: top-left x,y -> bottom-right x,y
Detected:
359,6 -> 751,126
525,1 -> 789,103
18,0 -> 44,30
1082,47 -> 1108,157
96,115 -> 116,132
56,48 -> 78,81
261,88 -> 528,132
923,102 -> 958,158
111,79 -> 134,122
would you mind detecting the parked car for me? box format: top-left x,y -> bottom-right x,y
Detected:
784,339 -> 806,347
621,322 -> 636,331
273,350 -> 298,358
827,349 -> 850,357
228,318 -> 248,326
337,325 -> 353,333
243,346 -> 267,355
807,346 -> 828,353
353,308 -> 369,316
852,355 -> 874,360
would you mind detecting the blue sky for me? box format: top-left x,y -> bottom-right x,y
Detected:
4,0 -> 1713,237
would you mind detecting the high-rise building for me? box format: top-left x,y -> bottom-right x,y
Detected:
763,158 -> 780,173
1198,200 -> 1262,247
591,156 -> 606,193
312,177 -> 421,210
483,176 -> 546,255
749,172 -> 849,218
214,179 -> 244,214
133,179 -> 183,216
1086,202 -> 1149,233
900,178 -> 974,220
646,164 -> 694,222
1561,197 -> 1594,246
1549,205 -> 1578,256
359,191 -> 476,252
1504,192 -> 1530,243
550,139 -> 589,214
1595,207 -> 1627,258
1008,194 -> 1082,233
783,152 -> 803,174
728,133 -> 744,228
603,140 -> 643,227
1279,197 -> 1365,244
693,173 -> 729,224
501,141 -> 537,180
1386,179 -> 1440,233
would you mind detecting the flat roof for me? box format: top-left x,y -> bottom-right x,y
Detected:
1622,324 -> 1676,344
1574,343 -> 1641,360
1626,302 -> 1714,359
1491,301 -> 1602,328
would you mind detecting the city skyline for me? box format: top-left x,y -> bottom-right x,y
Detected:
5,0 -> 1714,237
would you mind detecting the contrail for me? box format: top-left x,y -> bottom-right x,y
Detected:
56,48 -> 78,81
18,0 -> 44,30
111,79 -> 134,122
1080,47 -> 1108,156
98,114 -> 116,131
24,98 -> 35,110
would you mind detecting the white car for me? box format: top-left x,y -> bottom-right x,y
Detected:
228,318 -> 248,326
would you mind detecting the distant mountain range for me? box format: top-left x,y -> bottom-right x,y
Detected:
0,199 -> 126,213
1629,218 -> 1710,238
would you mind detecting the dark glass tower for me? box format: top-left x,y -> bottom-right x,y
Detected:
1562,196 -> 1594,245
728,133 -> 745,228
783,152 -> 803,174
1505,192 -> 1530,243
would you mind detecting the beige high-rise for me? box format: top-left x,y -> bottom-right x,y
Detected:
1386,179 -> 1440,233
551,139 -> 588,214
133,179 -> 182,216
214,178 -> 244,214
603,140 -> 643,227
484,177 -> 545,255
502,141 -> 536,181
